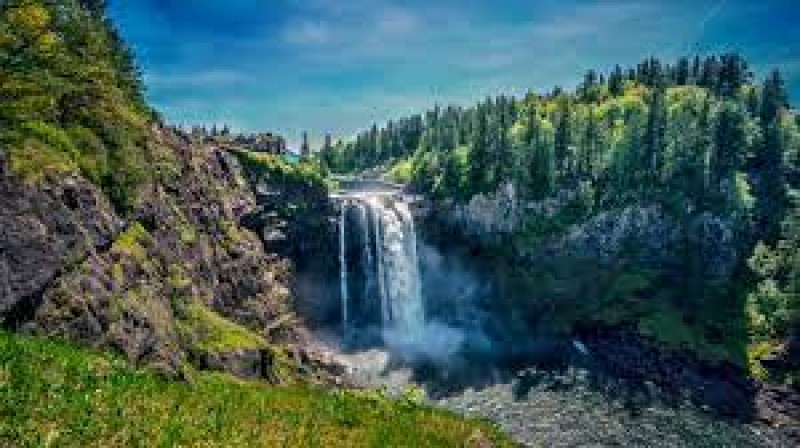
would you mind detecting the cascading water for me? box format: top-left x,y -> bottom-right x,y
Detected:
337,192 -> 424,345
339,205 -> 349,335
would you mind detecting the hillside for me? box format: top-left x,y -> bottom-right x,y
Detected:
0,330 -> 511,447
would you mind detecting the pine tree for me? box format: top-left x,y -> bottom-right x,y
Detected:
581,106 -> 599,179
554,96 -> 572,179
691,55 -> 702,83
78,0 -> 108,16
579,70 -> 599,102
699,56 -> 720,92
676,57 -> 690,85
695,98 -> 714,206
755,70 -> 789,242
711,101 -> 747,195
644,79 -> 667,182
301,131 -> 310,160
320,133 -> 334,169
469,103 -> 491,194
608,64 -> 625,97
495,96 -> 514,184
718,53 -> 750,98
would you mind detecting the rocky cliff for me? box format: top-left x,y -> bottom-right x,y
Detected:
431,182 -> 740,282
0,125 -> 332,380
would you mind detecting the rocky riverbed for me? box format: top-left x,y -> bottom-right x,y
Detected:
437,367 -> 789,447
319,337 -> 792,447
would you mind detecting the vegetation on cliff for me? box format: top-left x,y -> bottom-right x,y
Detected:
1,0 -> 155,212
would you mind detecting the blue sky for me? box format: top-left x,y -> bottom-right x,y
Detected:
110,0 -> 800,148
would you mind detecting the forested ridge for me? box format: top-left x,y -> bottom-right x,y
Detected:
324,54 -> 800,383
1,0 -> 158,212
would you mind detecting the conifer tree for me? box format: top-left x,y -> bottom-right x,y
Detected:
301,131 -> 310,160
645,79 -> 667,182
711,101 -> 747,194
554,95 -> 572,179
608,65 -> 625,97
469,103 -> 491,194
755,71 -> 789,241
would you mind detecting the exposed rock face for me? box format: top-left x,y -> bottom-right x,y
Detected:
544,207 -> 738,281
0,165 -> 121,324
0,126 -> 297,376
447,182 -> 519,239
429,184 -> 739,282
580,329 -> 758,418
238,157 -> 339,327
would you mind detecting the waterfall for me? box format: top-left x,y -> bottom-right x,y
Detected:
337,193 -> 424,343
357,203 -> 374,312
339,204 -> 349,335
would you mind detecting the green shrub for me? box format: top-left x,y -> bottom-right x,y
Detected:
388,158 -> 414,183
232,149 -> 328,190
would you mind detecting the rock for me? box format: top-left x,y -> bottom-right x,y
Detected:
0,128 -> 304,380
543,205 -> 738,281
444,182 -> 519,241
757,384 -> 800,443
193,348 -> 265,379
0,168 -> 120,325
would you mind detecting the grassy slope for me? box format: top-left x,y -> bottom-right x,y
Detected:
0,331 -> 513,447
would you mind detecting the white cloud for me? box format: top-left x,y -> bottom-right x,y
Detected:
281,4 -> 426,55
283,20 -> 332,46
136,0 -> 798,149
145,69 -> 253,88
375,7 -> 421,36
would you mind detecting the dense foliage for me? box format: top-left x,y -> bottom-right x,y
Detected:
326,54 -> 800,376
0,330 -> 512,447
0,0 -> 156,211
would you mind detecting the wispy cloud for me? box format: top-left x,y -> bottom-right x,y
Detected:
112,0 -> 800,148
145,69 -> 253,89
283,21 -> 332,46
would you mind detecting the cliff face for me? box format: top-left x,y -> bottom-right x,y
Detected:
0,126 -> 303,378
429,183 -> 740,282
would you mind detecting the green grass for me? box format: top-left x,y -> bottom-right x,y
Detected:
0,331 -> 513,447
